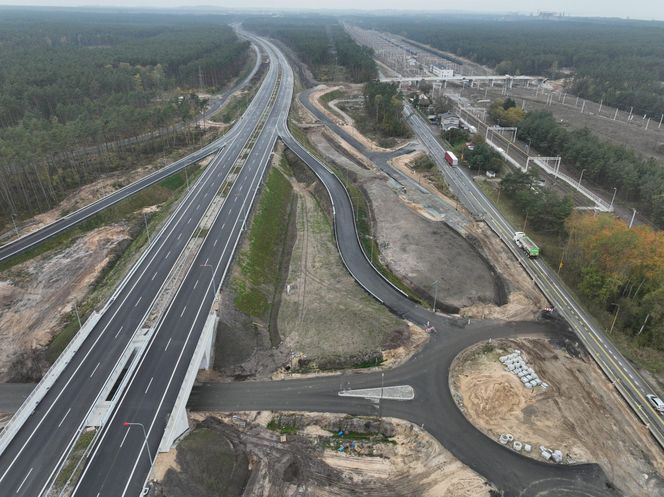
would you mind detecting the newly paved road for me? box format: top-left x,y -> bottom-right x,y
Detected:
190,321 -> 616,497
68,33 -> 292,497
404,104 -> 664,449
0,32 -> 281,497
0,41 -> 263,264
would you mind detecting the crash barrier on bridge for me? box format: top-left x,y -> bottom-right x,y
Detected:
157,313 -> 217,453
0,151 -> 225,458
0,310 -> 102,457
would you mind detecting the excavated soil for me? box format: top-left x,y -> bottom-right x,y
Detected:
151,412 -> 494,497
450,337 -> 664,497
0,225 -> 129,381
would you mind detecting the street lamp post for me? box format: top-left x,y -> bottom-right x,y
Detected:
609,303 -> 620,334
609,187 -> 618,211
10,213 -> 19,236
629,208 -> 637,229
123,421 -> 153,465
431,280 -> 440,312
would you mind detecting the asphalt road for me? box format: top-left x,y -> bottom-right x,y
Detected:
68,34 -> 292,497
189,321 -> 616,497
0,29 -> 656,497
0,33 -> 282,497
0,41 -> 263,264
403,105 -> 664,449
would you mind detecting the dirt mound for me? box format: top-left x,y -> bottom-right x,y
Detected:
152,412 -> 494,497
0,225 -> 129,381
451,338 -> 664,497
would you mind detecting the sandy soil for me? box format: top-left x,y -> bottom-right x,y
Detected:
450,338 -> 664,497
0,225 -> 129,381
309,85 -> 411,153
152,411 -> 494,497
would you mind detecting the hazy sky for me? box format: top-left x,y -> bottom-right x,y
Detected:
0,0 -> 663,22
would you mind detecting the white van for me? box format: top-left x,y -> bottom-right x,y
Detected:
647,394 -> 664,413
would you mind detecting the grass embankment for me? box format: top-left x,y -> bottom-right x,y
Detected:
288,120 -> 422,304
44,163 -> 204,363
233,164 -> 295,323
212,58 -> 267,125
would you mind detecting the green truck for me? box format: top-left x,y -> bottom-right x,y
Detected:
513,232 -> 540,258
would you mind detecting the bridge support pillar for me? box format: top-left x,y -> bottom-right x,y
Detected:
157,312 -> 218,453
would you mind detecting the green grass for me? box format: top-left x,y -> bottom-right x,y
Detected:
352,357 -> 384,369
287,120 -> 423,305
55,429 -> 96,489
267,419 -> 299,434
233,167 -> 294,319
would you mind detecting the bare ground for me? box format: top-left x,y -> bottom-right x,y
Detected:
0,225 -> 129,381
208,149 -> 410,380
450,337 -> 664,497
151,411 -> 494,497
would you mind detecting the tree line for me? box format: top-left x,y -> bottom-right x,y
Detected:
244,16 -> 377,83
516,111 -> 664,227
363,82 -> 410,137
0,10 -> 250,228
357,15 -> 664,118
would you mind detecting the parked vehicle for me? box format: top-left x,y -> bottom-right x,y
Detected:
444,150 -> 458,166
513,231 -> 540,258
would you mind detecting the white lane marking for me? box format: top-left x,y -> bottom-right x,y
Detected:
144,377 -> 154,394
16,468 -> 33,493
119,427 -> 131,448
177,233 -> 182,241
165,338 -> 172,351
57,408 -> 71,428
180,306 -> 187,318
114,325 -> 124,339
152,271 -> 158,281
193,279 -> 199,289
166,250 -> 171,259
204,258 -> 209,266
187,217 -> 191,224
196,204 -> 200,210
134,296 -> 142,307
213,239 -> 217,247
89,362 -> 101,378
221,223 -> 226,230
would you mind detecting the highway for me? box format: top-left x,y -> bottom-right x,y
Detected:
68,34 -> 292,497
0,32 -> 282,497
403,105 -> 664,449
0,40 -> 263,264
0,28 -> 659,497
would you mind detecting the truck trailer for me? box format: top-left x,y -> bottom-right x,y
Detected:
513,232 -> 540,258
444,151 -> 458,166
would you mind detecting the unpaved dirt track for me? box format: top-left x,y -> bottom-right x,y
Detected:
152,412 -> 494,497
451,338 -> 664,497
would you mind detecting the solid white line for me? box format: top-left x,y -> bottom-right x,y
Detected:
57,408 -> 71,428
144,377 -> 154,394
164,338 -> 172,351
89,362 -> 100,378
16,468 -> 32,493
